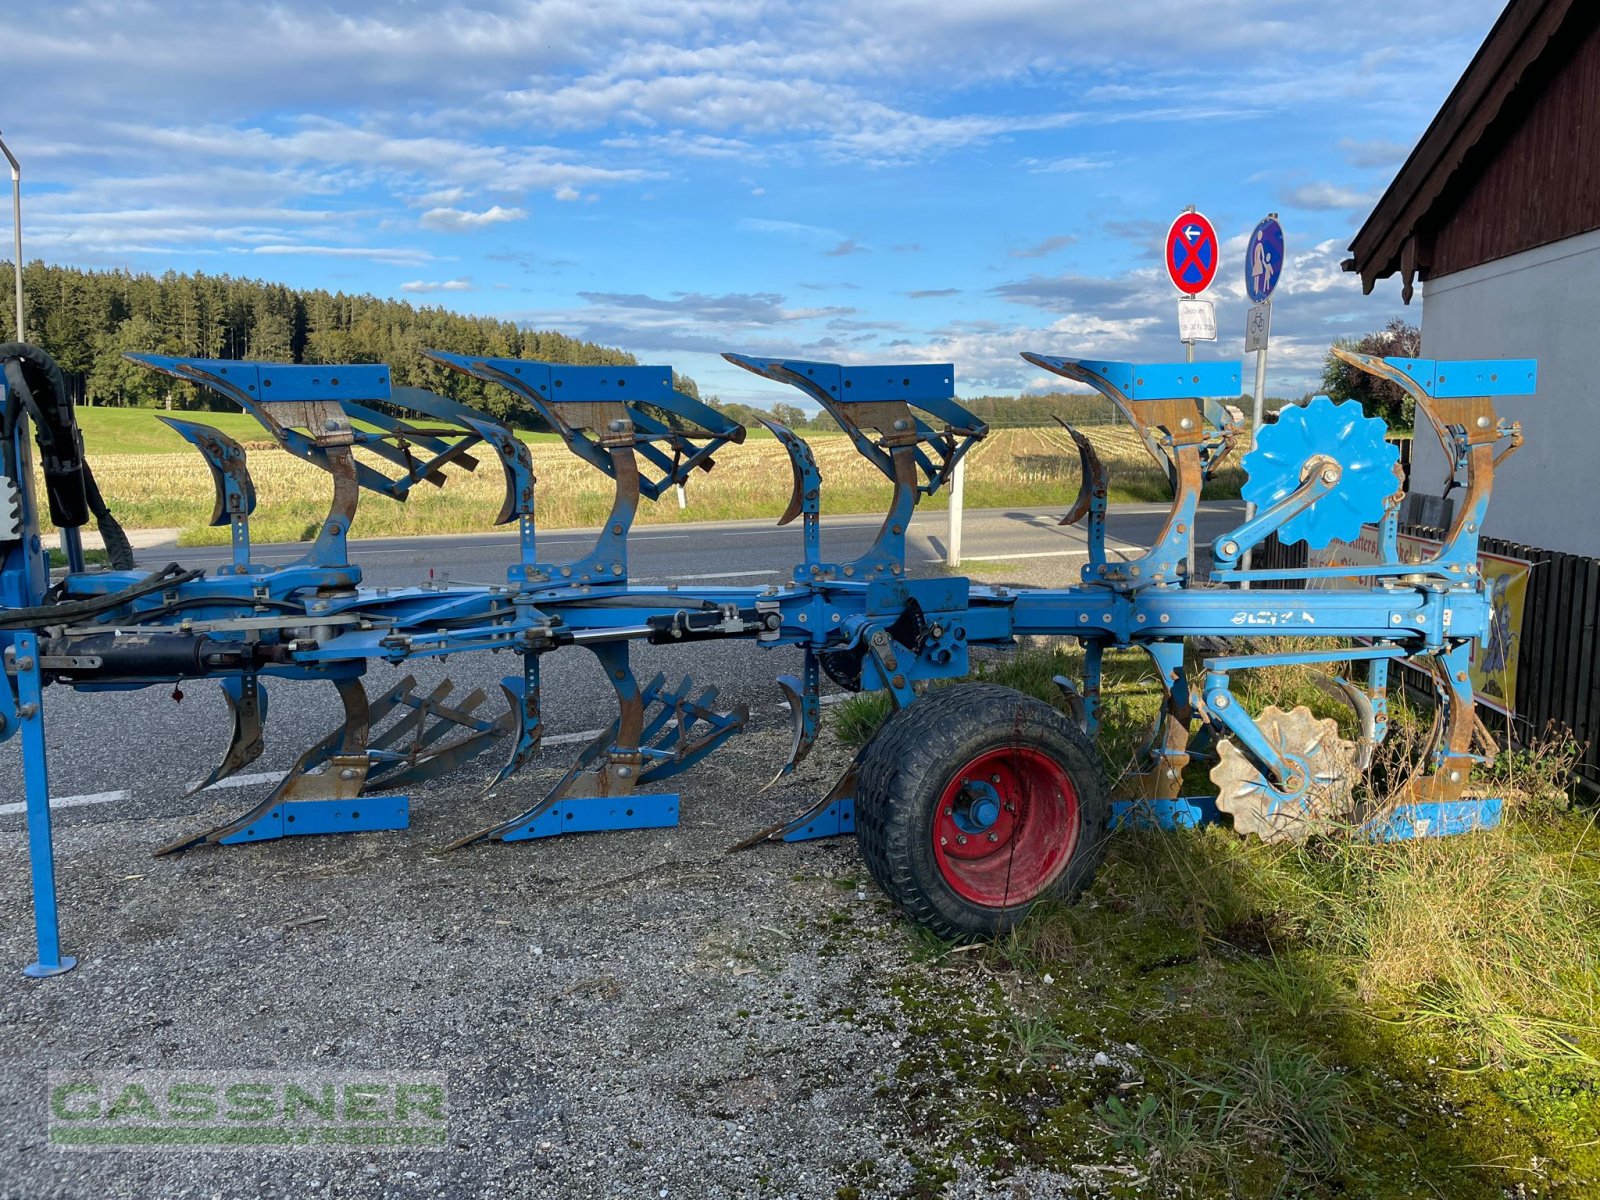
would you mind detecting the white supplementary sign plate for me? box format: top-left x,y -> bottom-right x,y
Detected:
1177,298 -> 1217,342
1245,300 -> 1272,352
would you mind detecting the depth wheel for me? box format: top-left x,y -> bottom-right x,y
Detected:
855,683 -> 1109,939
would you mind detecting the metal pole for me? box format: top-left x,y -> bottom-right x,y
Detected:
946,455 -> 964,568
17,629 -> 76,977
1183,337 -> 1196,577
1241,342 -> 1269,582
0,132 -> 23,341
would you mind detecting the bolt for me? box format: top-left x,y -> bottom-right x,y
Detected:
616,765 -> 633,778
956,834 -> 968,845
990,774 -> 1000,783
15,655 -> 33,671
1159,613 -> 1170,623
1180,418 -> 1194,430
987,833 -> 998,843
1321,467 -> 1338,484
1476,416 -> 1491,429
1220,540 -> 1239,557
1213,694 -> 1231,709
17,703 -> 38,718
940,837 -> 948,846
944,807 -> 953,816
339,768 -> 357,781
1448,770 -> 1460,783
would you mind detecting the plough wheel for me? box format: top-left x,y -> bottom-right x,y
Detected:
855,683 -> 1108,939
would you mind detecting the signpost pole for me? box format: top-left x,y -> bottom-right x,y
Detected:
946,455 -> 964,568
1240,215 -> 1285,589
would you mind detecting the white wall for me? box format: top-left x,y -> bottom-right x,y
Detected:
1417,226 -> 1600,556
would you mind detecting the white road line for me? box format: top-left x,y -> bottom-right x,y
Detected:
0,789 -> 130,817
188,770 -> 287,792
927,550 -> 1086,562
183,728 -> 611,792
654,570 -> 780,581
543,728 -> 604,746
779,693 -> 851,710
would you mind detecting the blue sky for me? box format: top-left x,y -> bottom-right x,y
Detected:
3,0 -> 1504,405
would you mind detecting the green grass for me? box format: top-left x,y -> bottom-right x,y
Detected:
834,646 -> 1600,1196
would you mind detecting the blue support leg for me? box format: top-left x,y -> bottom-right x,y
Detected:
15,631 -> 76,978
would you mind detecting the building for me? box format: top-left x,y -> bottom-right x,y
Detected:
1345,0 -> 1600,555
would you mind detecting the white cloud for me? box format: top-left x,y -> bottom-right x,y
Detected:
1280,182 -> 1375,212
250,243 -> 436,265
401,277 -> 473,293
418,205 -> 527,232
553,186 -> 581,202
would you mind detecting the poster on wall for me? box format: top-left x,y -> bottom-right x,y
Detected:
1309,526 -> 1531,716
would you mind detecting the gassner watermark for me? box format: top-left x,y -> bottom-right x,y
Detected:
47,1071 -> 448,1149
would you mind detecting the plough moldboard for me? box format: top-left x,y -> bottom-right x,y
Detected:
0,336 -> 1533,976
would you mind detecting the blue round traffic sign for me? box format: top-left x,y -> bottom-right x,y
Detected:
1246,217 -> 1284,302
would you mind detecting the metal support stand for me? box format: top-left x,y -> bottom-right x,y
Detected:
17,630 -> 76,978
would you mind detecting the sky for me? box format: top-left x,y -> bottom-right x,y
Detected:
1,0 -> 1506,407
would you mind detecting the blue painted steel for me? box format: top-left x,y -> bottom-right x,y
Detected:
217,796 -> 410,843
779,797 -> 855,842
497,792 -> 680,841
1245,217 -> 1285,303
1110,796 -> 1221,830
1022,357 -> 1243,401
1240,396 -> 1399,550
16,630 -> 76,978
1382,358 -> 1537,398
1362,798 -> 1503,841
0,337 -> 1534,968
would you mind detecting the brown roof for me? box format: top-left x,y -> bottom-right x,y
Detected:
1344,0 -> 1592,300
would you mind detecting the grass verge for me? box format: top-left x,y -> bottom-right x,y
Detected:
831,644 -> 1600,1196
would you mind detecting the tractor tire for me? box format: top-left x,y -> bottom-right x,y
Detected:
855,683 -> 1109,940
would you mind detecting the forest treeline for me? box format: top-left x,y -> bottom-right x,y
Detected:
0,262 -> 678,425
2,262 -> 1282,434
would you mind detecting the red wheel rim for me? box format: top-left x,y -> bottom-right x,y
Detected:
931,745 -> 1079,908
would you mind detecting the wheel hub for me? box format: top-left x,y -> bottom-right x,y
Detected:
932,746 -> 1078,905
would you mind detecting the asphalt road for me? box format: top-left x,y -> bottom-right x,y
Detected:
0,501 -> 1243,837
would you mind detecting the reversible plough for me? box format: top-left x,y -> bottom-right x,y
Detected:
0,337 -> 1531,975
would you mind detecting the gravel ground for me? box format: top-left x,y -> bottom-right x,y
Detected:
0,730 -> 947,1200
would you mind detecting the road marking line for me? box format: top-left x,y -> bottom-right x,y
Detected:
183,728 -> 612,792
927,550 -> 1085,562
0,789 -> 130,817
187,770 -> 286,792
543,728 -> 605,746
779,693 -> 850,710
655,570 -> 780,581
